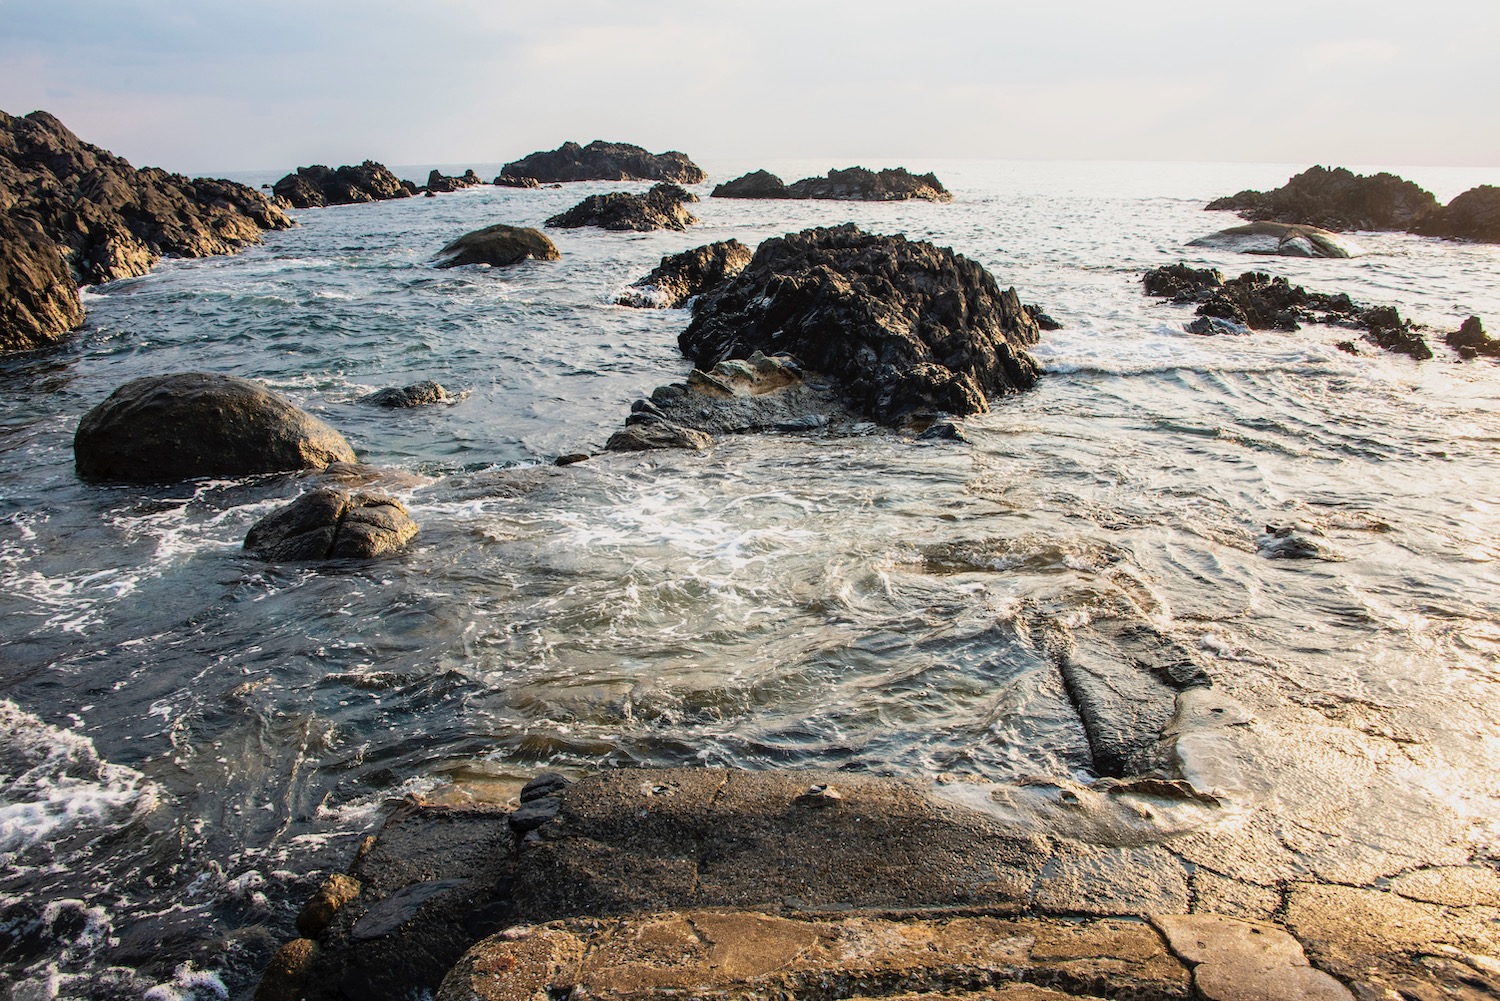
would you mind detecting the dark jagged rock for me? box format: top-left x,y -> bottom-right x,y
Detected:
545,182 -> 698,232
433,224 -> 560,268
501,140 -> 706,184
1206,165 -> 1439,232
244,488 -> 418,561
1445,316 -> 1499,359
492,174 -> 540,189
272,161 -> 411,208
425,169 -> 482,194
710,169 -> 790,199
1187,221 -> 1362,258
1025,303 -> 1062,330
1411,185 -> 1500,243
680,224 -> 1041,424
615,239 -> 752,308
1142,265 -> 1433,360
74,373 -> 356,483
0,108 -> 290,351
784,166 -> 953,202
362,381 -> 456,408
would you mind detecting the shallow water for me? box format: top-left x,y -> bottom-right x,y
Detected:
3,158 -> 1500,997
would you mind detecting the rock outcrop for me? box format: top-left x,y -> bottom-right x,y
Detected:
1410,185 -> 1500,242
1142,264 -> 1433,360
0,108 -> 291,352
713,166 -> 952,202
425,169 -> 482,194
244,488 -> 418,560
1446,315 -> 1500,359
501,140 -> 706,184
493,174 -> 540,189
1186,221 -> 1363,259
74,373 -> 356,482
433,224 -> 561,268
1206,166 -> 1439,232
615,240 -> 752,308
679,224 -> 1041,423
545,182 -> 698,232
362,381 -> 458,407
272,161 -> 411,208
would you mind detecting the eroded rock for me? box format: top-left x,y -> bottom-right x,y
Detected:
362,380 -> 458,408
433,224 -> 560,268
1207,165 -> 1439,232
545,182 -> 698,232
244,488 -> 418,560
501,140 -> 706,184
272,161 -> 410,208
1412,184 -> 1500,242
710,169 -> 790,199
615,239 -> 752,308
787,165 -> 953,202
425,169 -> 482,194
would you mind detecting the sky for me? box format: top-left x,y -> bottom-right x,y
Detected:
1,0 -> 1496,176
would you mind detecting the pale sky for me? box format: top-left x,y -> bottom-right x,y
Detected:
1,0 -> 1496,175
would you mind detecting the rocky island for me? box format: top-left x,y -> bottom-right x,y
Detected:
501,140 -> 706,184
713,165 -> 953,202
273,161 -> 414,207
545,182 -> 699,232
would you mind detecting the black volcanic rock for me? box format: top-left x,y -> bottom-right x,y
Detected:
711,170 -> 790,199
546,182 -> 698,232
493,174 -> 540,189
1206,166 -> 1439,232
433,224 -> 560,268
1142,265 -> 1433,360
272,161 -> 411,208
680,224 -> 1041,424
1445,316 -> 1499,359
502,140 -> 706,184
1411,185 -> 1500,243
785,166 -> 953,202
616,240 -> 752,308
74,373 -> 357,483
0,108 -> 291,353
426,169 -> 483,194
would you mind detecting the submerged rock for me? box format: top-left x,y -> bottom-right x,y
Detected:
1411,185 -> 1500,243
74,373 -> 356,482
545,182 -> 698,232
710,169 -> 790,199
1187,221 -> 1363,259
615,239 -> 752,308
433,224 -> 560,268
362,381 -> 458,408
244,488 -> 418,561
273,161 -> 411,208
501,140 -> 706,184
680,224 -> 1041,424
1206,165 -> 1439,232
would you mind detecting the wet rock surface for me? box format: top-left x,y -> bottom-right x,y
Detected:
501,140 -> 706,184
243,488 -> 418,561
713,166 -> 952,202
680,224 -> 1041,424
1,108 -> 290,351
425,168 -> 482,193
546,182 -> 699,232
1186,221 -> 1362,258
362,380 -> 459,408
615,239 -> 752,307
433,223 -> 561,268
1142,264 -> 1434,360
1446,315 -> 1500,359
74,373 -> 357,483
272,161 -> 411,208
1206,165 -> 1440,232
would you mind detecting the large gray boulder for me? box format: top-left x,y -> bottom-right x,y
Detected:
74,373 -> 356,482
244,488 -> 418,560
433,224 -> 560,268
1187,221 -> 1362,258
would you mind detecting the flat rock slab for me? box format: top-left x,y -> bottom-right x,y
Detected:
1151,914 -> 1352,1001
437,911 -> 1189,1001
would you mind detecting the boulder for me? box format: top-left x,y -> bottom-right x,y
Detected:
433,224 -> 560,268
501,140 -> 706,184
362,381 -> 457,407
74,373 -> 357,483
244,488 -> 418,561
1444,315 -> 1499,359
679,224 -> 1042,424
605,422 -> 713,452
545,182 -> 698,232
272,161 -> 411,208
493,174 -> 540,189
1206,165 -> 1439,232
1410,185 -> 1500,242
710,169 -> 790,199
0,108 -> 290,351
615,239 -> 753,308
1186,221 -> 1362,258
784,166 -> 953,202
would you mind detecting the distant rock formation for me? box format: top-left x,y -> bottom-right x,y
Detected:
713,166 -> 952,202
1142,263 -> 1433,360
272,161 -> 411,208
244,488 -> 418,561
1445,316 -> 1500,359
681,224 -> 1040,424
1207,166 -> 1438,232
1187,221 -> 1362,259
493,174 -> 540,189
433,224 -> 560,268
615,240 -> 752,308
1410,185 -> 1500,243
425,169 -> 483,194
74,373 -> 356,482
545,182 -> 698,232
501,140 -> 706,184
0,108 -> 291,352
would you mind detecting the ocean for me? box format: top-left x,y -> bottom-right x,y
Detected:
2,158 -> 1499,998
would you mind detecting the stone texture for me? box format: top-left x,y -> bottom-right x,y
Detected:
1206,166 -> 1439,232
502,140 -> 706,184
362,380 -> 456,407
244,488 -> 418,561
1409,185 -> 1500,242
433,223 -> 560,268
1152,914 -> 1353,1001
605,422 -> 714,452
786,165 -> 953,202
0,213 -> 82,352
711,169 -> 791,199
272,161 -> 410,208
1186,222 -> 1362,258
254,938 -> 319,1001
74,373 -> 356,483
296,873 -> 362,939
546,182 -> 699,232
616,239 -> 753,308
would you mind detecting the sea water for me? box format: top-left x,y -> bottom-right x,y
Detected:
2,158 -> 1499,997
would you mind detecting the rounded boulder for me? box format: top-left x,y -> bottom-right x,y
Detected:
244,488 -> 418,561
